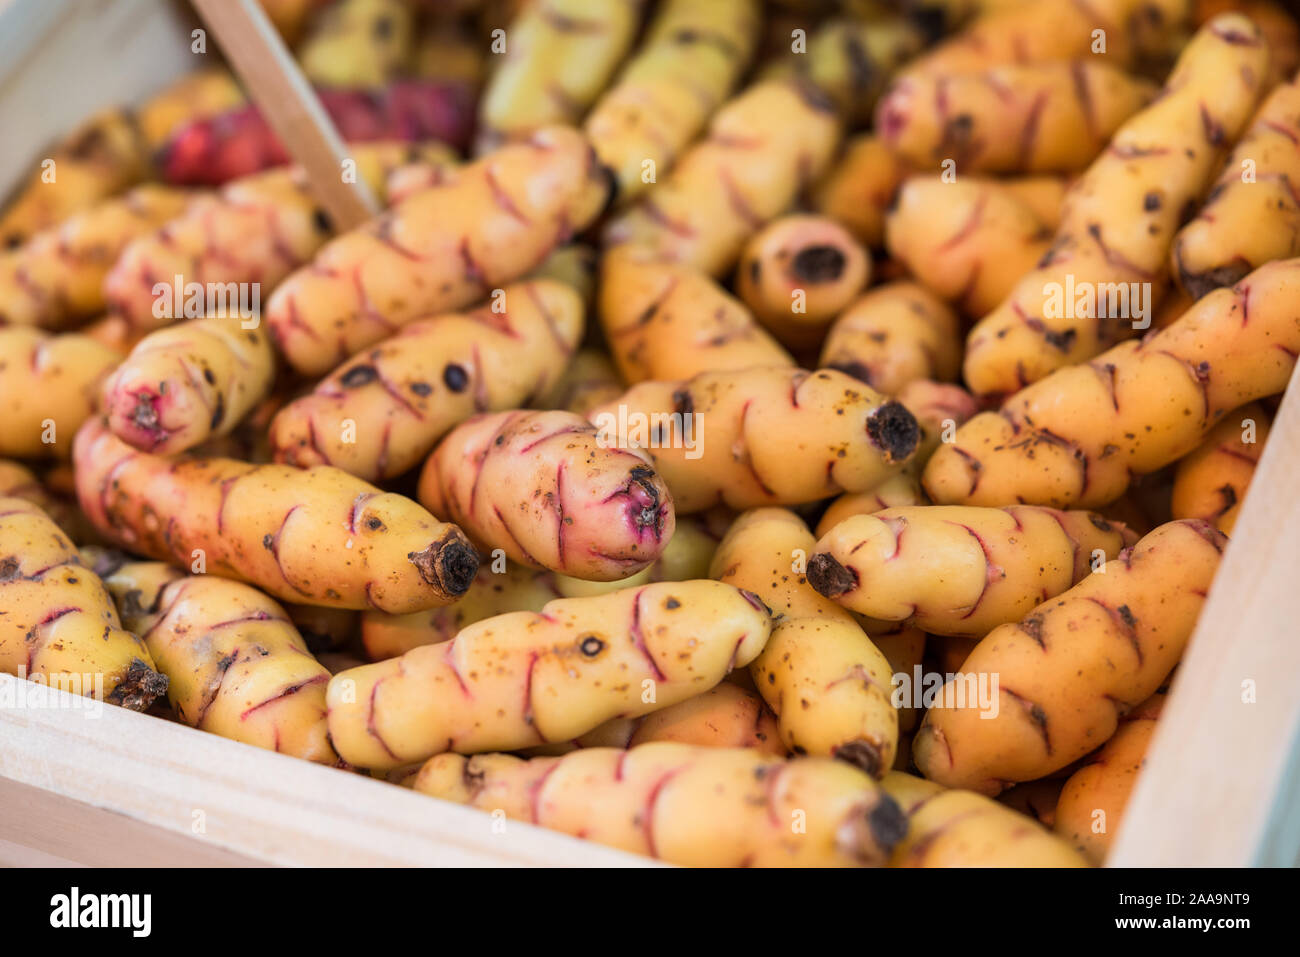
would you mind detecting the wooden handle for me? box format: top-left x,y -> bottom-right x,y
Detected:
189,0 -> 378,230
1108,363 -> 1300,867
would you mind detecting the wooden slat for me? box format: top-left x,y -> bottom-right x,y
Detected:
189,0 -> 378,229
1109,364 -> 1300,867
0,675 -> 654,867
0,777 -> 264,868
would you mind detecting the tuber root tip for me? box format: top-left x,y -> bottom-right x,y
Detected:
865,401 -> 921,463
868,794 -> 909,851
835,739 -> 885,778
837,793 -> 909,864
791,245 -> 846,283
106,658 -> 169,712
625,466 -> 669,540
806,552 -> 856,598
461,755 -> 486,796
410,533 -> 480,598
129,392 -> 163,434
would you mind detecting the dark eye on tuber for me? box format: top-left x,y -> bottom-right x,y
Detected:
443,363 -> 469,392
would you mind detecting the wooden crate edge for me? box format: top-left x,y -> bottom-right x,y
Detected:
1108,364 -> 1300,867
0,675 -> 655,868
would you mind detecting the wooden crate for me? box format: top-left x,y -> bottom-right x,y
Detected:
1,0 -> 1298,868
